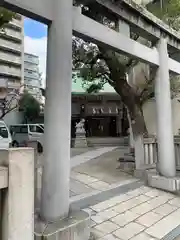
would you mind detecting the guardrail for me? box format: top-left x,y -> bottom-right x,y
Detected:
144,137 -> 158,165
143,136 -> 180,169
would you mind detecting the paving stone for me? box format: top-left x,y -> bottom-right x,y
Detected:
139,186 -> 153,193
145,208 -> 180,239
127,188 -> 146,197
111,210 -> 140,227
90,220 -> 96,227
91,228 -> 105,238
88,181 -> 110,190
168,197 -> 180,207
147,195 -> 171,208
130,202 -> 154,215
70,179 -> 95,194
94,221 -> 119,235
134,194 -> 151,203
112,195 -> 149,213
112,199 -> 138,213
100,233 -> 121,240
114,222 -> 145,240
71,172 -> 99,184
135,211 -> 162,227
153,203 -> 178,216
159,191 -> 176,200
130,194 -> 177,216
110,194 -> 134,205
130,232 -> 158,240
90,194 -> 132,212
71,147 -> 117,167
83,208 -> 96,216
91,200 -> 113,213
91,209 -> 118,224
127,187 -> 153,197
144,189 -> 162,198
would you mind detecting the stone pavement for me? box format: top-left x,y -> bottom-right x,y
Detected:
84,186 -> 180,240
71,147 -> 118,168
70,147 -> 132,197
38,147 -> 129,198
36,146 -> 180,239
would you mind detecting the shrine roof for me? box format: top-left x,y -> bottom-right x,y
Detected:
72,77 -> 116,95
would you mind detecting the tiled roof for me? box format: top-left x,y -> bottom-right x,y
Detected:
72,77 -> 116,94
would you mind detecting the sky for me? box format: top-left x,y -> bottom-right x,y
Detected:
24,18 -> 47,87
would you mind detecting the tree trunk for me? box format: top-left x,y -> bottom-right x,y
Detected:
99,48 -> 147,168
127,105 -> 146,168
79,4 -> 148,168
121,105 -> 129,136
82,4 -> 148,137
127,109 -> 134,151
99,49 -> 147,135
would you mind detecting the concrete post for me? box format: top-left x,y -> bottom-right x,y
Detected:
155,38 -> 176,177
1,149 -> 34,240
40,0 -> 72,222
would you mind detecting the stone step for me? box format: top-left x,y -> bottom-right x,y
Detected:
86,137 -> 129,147
70,179 -> 143,211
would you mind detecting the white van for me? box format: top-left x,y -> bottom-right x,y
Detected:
0,121 -> 12,149
9,124 -> 44,153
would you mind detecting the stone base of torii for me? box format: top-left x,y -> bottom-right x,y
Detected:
34,211 -> 90,240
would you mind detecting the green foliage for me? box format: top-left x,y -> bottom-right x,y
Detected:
0,7 -> 16,30
73,0 -> 180,100
72,38 -> 113,93
146,0 -> 180,30
19,92 -> 41,123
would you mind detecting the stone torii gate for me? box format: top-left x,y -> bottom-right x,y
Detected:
2,0 -> 180,239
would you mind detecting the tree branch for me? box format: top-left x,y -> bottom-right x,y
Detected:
0,105 -> 17,119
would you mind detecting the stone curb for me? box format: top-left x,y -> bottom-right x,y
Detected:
162,225 -> 180,240
70,179 -> 143,211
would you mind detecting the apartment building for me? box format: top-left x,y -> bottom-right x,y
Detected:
24,53 -> 42,101
0,14 -> 24,96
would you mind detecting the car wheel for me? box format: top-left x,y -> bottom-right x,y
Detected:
37,143 -> 43,153
12,141 -> 19,147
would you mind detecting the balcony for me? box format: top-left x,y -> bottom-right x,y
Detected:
24,62 -> 38,72
24,55 -> 39,65
10,18 -> 23,29
8,81 -> 21,89
0,78 -> 7,88
2,28 -> 23,41
0,38 -> 21,53
0,51 -> 21,65
24,70 -> 40,80
0,65 -> 21,78
24,77 -> 41,88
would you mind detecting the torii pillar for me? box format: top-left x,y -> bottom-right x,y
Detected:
41,0 -> 72,221
155,38 -> 176,178
2,0 -> 90,239
40,3 -> 90,239
148,38 -> 179,192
